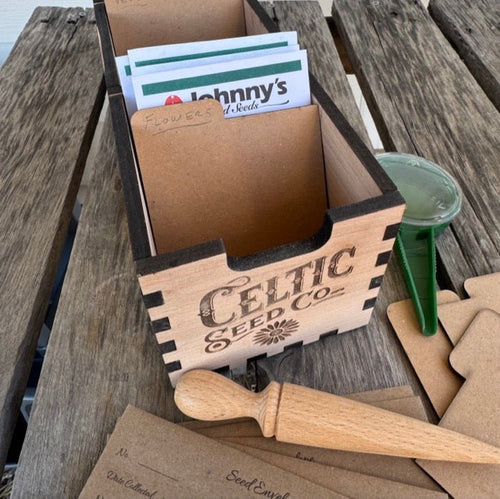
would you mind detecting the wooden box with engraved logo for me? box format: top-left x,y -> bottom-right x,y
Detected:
94,0 -> 405,386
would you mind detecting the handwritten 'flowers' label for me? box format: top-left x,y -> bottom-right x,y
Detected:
132,50 -> 310,118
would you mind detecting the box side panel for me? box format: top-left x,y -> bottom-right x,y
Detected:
137,204 -> 405,385
94,1 -> 120,90
108,94 -> 155,260
244,0 -> 280,35
243,1 -> 400,207
310,75 -> 396,207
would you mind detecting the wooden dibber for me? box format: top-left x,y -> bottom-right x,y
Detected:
174,370 -> 500,463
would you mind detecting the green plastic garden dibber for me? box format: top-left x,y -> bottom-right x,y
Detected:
376,153 -> 463,336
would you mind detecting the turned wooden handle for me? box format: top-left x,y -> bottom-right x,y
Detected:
175,370 -> 500,464
174,369 -> 281,437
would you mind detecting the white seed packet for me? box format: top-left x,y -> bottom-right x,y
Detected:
132,50 -> 310,118
115,55 -> 137,118
127,31 -> 298,76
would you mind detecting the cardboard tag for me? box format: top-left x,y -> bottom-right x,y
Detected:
128,32 -> 299,76
132,50 -> 311,117
438,272 -> 500,344
387,290 -> 463,417
79,406 -> 340,498
418,310 -> 500,498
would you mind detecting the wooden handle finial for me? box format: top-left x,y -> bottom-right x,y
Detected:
174,369 -> 281,437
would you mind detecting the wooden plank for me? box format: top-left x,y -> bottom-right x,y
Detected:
331,0 -> 500,293
0,7 -> 104,471
429,0 -> 500,111
254,258 -> 419,395
258,0 -> 371,147
253,2 -> 421,401
12,113 -> 181,497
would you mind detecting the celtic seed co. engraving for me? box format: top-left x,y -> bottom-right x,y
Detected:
200,246 -> 356,353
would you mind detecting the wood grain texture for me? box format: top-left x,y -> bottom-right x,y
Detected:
276,383 -> 500,462
11,113 -> 179,497
0,7 -> 104,472
139,202 -> 404,386
429,0 -> 500,111
331,0 -> 500,293
175,370 -> 500,463
175,370 -> 281,437
259,1 -> 371,147
254,1 -> 423,402
0,1 -> 93,43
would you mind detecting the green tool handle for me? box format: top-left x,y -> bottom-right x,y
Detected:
395,227 -> 438,336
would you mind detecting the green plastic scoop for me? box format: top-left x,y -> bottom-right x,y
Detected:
377,153 -> 462,336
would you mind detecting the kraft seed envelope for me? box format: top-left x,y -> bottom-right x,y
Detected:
179,386 -> 442,492
79,406 -> 340,498
225,442 -> 447,499
128,31 -> 298,76
132,50 -> 310,118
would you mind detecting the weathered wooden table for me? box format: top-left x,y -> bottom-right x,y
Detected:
0,1 -> 498,496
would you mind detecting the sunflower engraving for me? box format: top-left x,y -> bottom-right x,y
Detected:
253,319 -> 300,346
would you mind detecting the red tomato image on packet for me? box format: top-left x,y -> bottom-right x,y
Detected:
165,95 -> 183,105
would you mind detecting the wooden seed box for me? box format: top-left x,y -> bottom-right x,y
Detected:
94,0 -> 405,385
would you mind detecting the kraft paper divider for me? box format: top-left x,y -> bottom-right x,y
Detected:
130,100 -> 327,258
438,272 -> 500,344
104,0 -> 246,57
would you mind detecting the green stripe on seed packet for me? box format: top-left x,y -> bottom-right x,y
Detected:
135,42 -> 289,68
141,60 -> 302,96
